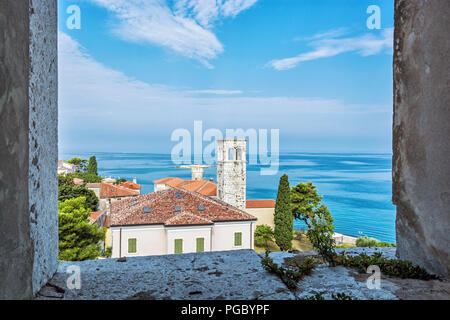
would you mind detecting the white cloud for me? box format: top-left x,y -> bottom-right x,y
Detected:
88,0 -> 259,68
59,32 -> 391,153
268,28 -> 394,71
185,89 -> 243,95
294,27 -> 350,42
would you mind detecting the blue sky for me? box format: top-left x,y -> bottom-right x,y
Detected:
58,0 -> 394,155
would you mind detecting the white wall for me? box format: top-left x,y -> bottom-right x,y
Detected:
245,208 -> 275,229
154,183 -> 170,192
212,221 -> 255,251
111,225 -> 166,258
111,221 -> 255,257
166,226 -> 212,254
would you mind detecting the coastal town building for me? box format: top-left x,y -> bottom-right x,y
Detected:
153,177 -> 217,196
110,187 -> 257,257
87,181 -> 141,210
245,200 -> 276,229
89,209 -> 111,250
153,139 -> 277,228
57,160 -> 76,175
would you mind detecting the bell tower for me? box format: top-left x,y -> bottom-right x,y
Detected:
216,139 -> 246,210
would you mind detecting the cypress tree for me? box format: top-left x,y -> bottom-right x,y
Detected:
87,156 -> 98,175
274,174 -> 293,251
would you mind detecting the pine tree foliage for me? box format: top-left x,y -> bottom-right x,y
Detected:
58,197 -> 106,261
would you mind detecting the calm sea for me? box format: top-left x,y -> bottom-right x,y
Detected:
61,152 -> 396,243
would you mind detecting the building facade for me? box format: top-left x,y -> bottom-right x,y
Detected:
110,187 -> 256,258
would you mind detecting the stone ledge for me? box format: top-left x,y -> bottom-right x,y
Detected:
36,248 -> 450,300
36,250 -> 294,300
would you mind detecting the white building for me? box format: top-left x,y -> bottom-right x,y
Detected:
110,187 -> 257,257
57,160 -> 76,175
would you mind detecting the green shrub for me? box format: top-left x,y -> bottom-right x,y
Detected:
255,225 -> 275,248
302,292 -> 353,300
104,246 -> 112,258
334,252 -> 438,280
261,251 -> 315,290
355,235 -> 396,248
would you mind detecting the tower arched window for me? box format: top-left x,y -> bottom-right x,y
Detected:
236,148 -> 242,161
228,148 -> 235,160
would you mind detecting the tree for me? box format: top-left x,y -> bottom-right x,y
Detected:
114,178 -> 127,185
58,173 -> 74,187
67,157 -> 88,172
87,156 -> 98,175
58,197 -> 106,261
254,224 -> 275,248
58,184 -> 98,211
274,174 -> 293,251
291,182 -> 322,220
291,182 -> 336,264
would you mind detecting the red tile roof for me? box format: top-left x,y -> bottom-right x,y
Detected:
73,178 -> 84,186
153,177 -> 186,187
246,199 -> 276,209
100,182 -> 139,198
86,183 -> 101,188
153,177 -> 217,196
89,209 -> 109,228
110,187 -> 256,227
90,210 -> 105,220
118,181 -> 142,190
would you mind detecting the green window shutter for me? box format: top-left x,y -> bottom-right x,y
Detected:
174,239 -> 183,254
234,232 -> 242,246
196,238 -> 204,252
128,238 -> 136,253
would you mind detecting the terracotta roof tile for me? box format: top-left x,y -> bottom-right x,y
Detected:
154,177 -> 217,196
197,181 -> 217,196
246,199 -> 276,208
100,182 -> 139,198
165,212 -> 213,226
73,178 -> 84,186
118,181 -> 142,190
86,183 -> 101,188
89,210 -> 105,220
110,187 -> 256,227
153,177 -> 185,187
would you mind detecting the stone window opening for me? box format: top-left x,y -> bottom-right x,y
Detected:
0,0 -> 449,299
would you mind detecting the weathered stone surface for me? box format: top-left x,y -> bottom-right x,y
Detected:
393,0 -> 450,277
0,0 -> 58,299
37,250 -> 295,300
267,248 -> 449,300
29,0 -> 59,296
37,249 -> 449,300
217,139 -> 247,211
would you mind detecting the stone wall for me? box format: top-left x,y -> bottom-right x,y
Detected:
0,0 -> 58,298
393,0 -> 450,277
